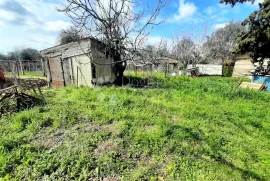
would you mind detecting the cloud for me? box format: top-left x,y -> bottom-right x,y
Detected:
0,0 -> 32,16
144,36 -> 164,45
173,0 -> 197,21
0,0 -> 37,26
243,0 -> 264,7
44,20 -> 72,32
144,36 -> 172,48
0,0 -> 72,52
213,23 -> 227,29
204,7 -> 216,15
255,0 -> 264,4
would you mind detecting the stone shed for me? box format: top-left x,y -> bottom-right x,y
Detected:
40,37 -> 118,88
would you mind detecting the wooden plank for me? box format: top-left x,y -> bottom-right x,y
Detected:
238,82 -> 267,90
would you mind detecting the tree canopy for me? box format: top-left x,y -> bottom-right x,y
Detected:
58,26 -> 81,45
20,48 -> 41,60
236,0 -> 270,62
0,48 -> 41,61
220,0 -> 270,63
172,37 -> 197,69
0,54 -> 7,60
220,0 -> 254,6
204,21 -> 245,63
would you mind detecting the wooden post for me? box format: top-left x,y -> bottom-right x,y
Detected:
77,66 -> 79,88
46,57 -> 52,88
16,62 -> 20,77
70,57 -> 75,85
60,58 -> 66,87
27,60 -> 30,72
19,58 -> 24,75
41,58 -> 46,77
164,62 -> 167,78
222,59 -> 225,77
8,62 -> 11,72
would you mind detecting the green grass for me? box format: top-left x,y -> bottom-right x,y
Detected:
5,71 -> 45,79
0,76 -> 270,180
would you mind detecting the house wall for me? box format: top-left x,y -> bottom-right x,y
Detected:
232,53 -> 255,77
90,41 -> 117,84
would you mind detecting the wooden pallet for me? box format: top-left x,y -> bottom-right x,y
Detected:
0,83 -> 45,116
238,82 -> 267,91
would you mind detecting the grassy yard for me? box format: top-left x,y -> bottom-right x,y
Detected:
0,76 -> 270,180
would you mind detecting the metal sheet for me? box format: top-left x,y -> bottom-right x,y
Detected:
49,57 -> 65,88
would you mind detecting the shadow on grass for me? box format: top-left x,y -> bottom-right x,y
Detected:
0,93 -> 45,116
169,124 -> 265,181
212,155 -> 265,181
115,76 -> 164,88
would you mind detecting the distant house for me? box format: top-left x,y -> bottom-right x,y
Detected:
40,37 -> 118,88
151,57 -> 178,73
232,53 -> 269,77
232,53 -> 255,77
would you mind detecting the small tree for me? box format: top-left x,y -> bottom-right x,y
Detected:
7,49 -> 21,61
58,0 -> 169,78
171,25 -> 211,72
20,48 -> 41,60
172,37 -> 196,72
58,26 -> 81,45
0,53 -> 8,60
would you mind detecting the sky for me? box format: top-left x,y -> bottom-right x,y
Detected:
0,0 -> 264,54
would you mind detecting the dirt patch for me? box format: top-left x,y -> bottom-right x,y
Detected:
91,178 -> 121,181
94,138 -> 122,156
31,129 -> 67,149
31,121 -> 119,150
83,121 -> 118,134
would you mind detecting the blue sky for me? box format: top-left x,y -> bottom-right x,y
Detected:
0,0 -> 263,54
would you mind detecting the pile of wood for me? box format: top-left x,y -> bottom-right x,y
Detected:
0,80 -> 46,116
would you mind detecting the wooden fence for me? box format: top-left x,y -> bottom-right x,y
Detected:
0,60 -> 46,77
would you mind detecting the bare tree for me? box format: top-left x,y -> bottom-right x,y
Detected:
58,0 -> 169,78
204,21 -> 245,64
171,25 -> 211,73
141,38 -> 172,63
172,36 -> 195,72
